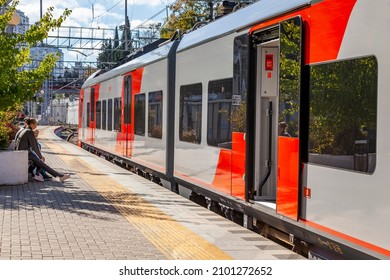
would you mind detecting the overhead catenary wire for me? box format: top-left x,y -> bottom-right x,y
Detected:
132,6 -> 167,29
92,0 -> 124,22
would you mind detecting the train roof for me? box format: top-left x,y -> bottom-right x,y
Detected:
177,0 -> 310,52
82,41 -> 174,88
82,0 -> 311,89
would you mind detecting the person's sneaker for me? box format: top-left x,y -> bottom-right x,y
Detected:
33,174 -> 44,182
59,174 -> 70,182
42,174 -> 52,180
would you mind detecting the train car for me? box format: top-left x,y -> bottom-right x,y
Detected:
79,0 -> 390,259
79,39 -> 179,179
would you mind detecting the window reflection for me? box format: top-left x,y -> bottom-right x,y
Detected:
108,99 -> 113,131
87,102 -> 90,127
96,101 -> 101,129
102,100 -> 107,130
134,93 -> 145,136
148,91 -> 163,139
179,83 -> 202,144
207,78 -> 233,148
232,35 -> 249,133
114,97 -> 121,132
279,16 -> 302,138
308,56 -> 378,173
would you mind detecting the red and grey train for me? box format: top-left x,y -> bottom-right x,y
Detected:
79,0 -> 389,259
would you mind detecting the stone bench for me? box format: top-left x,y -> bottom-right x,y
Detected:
0,150 -> 28,185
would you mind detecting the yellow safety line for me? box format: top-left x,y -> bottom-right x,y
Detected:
43,130 -> 233,260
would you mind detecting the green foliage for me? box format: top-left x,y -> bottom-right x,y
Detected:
97,1 -> 223,64
279,17 -> 302,137
231,101 -> 246,133
0,0 -> 71,111
120,17 -> 131,52
160,0 -> 211,38
97,38 -> 113,68
278,17 -> 377,156
0,0 -> 71,147
231,34 -> 249,133
97,17 -> 132,67
0,126 -> 10,149
0,103 -> 22,149
309,57 -> 377,155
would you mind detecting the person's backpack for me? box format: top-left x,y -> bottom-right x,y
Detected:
14,128 -> 25,150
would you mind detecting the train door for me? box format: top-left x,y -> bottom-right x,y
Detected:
88,87 -> 96,144
78,89 -> 84,146
253,17 -> 302,221
123,75 -> 133,157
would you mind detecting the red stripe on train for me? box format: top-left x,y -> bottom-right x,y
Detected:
250,0 -> 357,64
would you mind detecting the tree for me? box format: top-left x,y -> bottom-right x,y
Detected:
113,26 -> 120,50
160,0 -> 211,38
138,23 -> 161,47
97,38 -> 110,67
113,26 -> 122,62
0,103 -> 22,148
97,23 -> 130,66
120,16 -> 132,59
160,0 -> 256,38
279,17 -> 302,137
0,0 -> 71,111
97,38 -> 113,69
0,0 -> 71,148
309,57 -> 377,156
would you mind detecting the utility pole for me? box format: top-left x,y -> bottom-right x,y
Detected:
40,0 -> 42,19
125,0 -> 128,51
208,0 -> 213,21
195,0 -> 216,21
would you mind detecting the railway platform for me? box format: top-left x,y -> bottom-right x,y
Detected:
0,126 -> 305,260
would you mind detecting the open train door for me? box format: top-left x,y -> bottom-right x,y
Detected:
253,16 -> 302,221
275,16 -> 302,221
78,89 -> 84,146
87,86 -> 99,144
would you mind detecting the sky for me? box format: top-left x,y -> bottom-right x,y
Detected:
17,0 -> 175,61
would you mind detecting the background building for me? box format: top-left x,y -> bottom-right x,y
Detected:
12,9 -> 29,35
29,45 -> 65,78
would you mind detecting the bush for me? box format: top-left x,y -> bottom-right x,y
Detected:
0,125 -> 10,149
0,108 -> 21,150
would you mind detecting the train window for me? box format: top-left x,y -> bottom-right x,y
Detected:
148,91 -> 162,139
108,99 -> 113,131
232,34 -> 249,133
179,83 -> 202,144
90,88 -> 95,122
207,78 -> 233,148
87,102 -> 90,128
308,56 -> 378,173
114,97 -> 121,132
96,101 -> 101,129
102,100 -> 107,130
279,16 -> 302,138
124,76 -> 132,124
134,93 -> 145,136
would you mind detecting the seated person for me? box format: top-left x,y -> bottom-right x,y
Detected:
14,117 -> 30,151
30,129 -> 52,180
15,118 -> 70,182
278,122 -> 291,137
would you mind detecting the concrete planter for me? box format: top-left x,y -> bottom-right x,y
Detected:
0,150 -> 28,185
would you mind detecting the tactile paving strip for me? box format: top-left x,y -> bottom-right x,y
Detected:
44,139 -> 233,260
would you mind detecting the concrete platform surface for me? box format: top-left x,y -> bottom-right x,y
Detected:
0,126 -> 305,260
